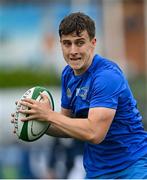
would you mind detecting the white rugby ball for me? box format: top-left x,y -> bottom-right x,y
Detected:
14,86 -> 54,142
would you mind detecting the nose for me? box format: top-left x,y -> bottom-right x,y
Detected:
70,44 -> 78,55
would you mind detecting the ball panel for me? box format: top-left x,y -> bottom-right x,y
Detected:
19,122 -> 50,142
19,121 -> 29,141
30,121 -> 49,136
22,87 -> 35,100
32,86 -> 44,100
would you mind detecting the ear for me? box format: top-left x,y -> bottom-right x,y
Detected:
91,37 -> 96,46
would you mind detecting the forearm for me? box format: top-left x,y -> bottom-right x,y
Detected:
45,124 -> 71,138
47,111 -> 97,143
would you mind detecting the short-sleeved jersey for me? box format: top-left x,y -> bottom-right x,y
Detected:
61,54 -> 147,178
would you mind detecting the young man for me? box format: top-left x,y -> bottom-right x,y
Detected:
12,12 -> 147,179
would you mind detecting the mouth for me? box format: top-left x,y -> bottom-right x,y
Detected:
70,57 -> 81,61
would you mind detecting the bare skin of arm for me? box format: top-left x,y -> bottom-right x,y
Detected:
17,94 -> 116,144
45,108 -> 72,138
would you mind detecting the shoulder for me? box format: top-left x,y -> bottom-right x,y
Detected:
91,55 -> 122,76
97,68 -> 123,82
92,65 -> 126,96
92,55 -> 123,80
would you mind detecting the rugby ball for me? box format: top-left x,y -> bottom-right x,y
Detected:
14,86 -> 54,142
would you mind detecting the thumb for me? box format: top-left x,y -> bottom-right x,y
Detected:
40,92 -> 49,103
40,93 -> 52,109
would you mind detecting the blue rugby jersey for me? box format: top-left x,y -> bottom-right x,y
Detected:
61,54 -> 147,178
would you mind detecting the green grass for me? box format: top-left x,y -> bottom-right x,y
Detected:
0,68 -> 61,88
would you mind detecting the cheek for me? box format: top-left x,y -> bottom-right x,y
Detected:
62,51 -> 69,63
83,47 -> 91,56
62,48 -> 68,57
82,44 -> 92,53
86,46 -> 94,55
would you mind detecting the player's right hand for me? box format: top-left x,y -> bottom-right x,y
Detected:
10,100 -> 18,134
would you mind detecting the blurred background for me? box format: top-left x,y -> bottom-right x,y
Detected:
0,0 -> 147,178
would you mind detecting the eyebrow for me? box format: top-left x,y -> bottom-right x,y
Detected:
62,38 -> 86,42
75,38 -> 85,41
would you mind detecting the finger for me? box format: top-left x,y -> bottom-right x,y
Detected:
11,118 -> 15,123
15,101 -> 18,105
20,115 -> 36,122
40,93 -> 51,107
18,108 -> 34,115
40,93 -> 49,102
11,113 -> 15,123
11,113 -> 15,117
19,100 -> 34,108
40,94 -> 51,110
21,98 -> 36,104
13,129 -> 16,134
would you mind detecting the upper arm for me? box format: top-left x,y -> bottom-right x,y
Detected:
86,70 -> 122,143
88,107 -> 116,144
90,70 -> 125,109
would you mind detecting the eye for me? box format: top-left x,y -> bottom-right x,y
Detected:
76,41 -> 85,46
62,41 -> 71,47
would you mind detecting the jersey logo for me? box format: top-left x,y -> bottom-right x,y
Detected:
66,88 -> 72,98
76,87 -> 89,100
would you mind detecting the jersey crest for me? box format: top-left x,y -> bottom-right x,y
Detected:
76,87 -> 89,100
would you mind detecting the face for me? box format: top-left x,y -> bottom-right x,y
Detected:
60,30 -> 96,75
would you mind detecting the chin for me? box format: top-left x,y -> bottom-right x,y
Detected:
72,65 -> 81,70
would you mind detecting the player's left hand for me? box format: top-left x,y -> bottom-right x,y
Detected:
18,93 -> 53,122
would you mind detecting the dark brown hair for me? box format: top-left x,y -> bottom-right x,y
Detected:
59,12 -> 95,40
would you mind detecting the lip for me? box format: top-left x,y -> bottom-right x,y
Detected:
70,57 -> 81,61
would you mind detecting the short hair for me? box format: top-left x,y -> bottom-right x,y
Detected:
59,12 -> 96,40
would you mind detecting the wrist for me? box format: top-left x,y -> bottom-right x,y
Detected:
47,109 -> 54,123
